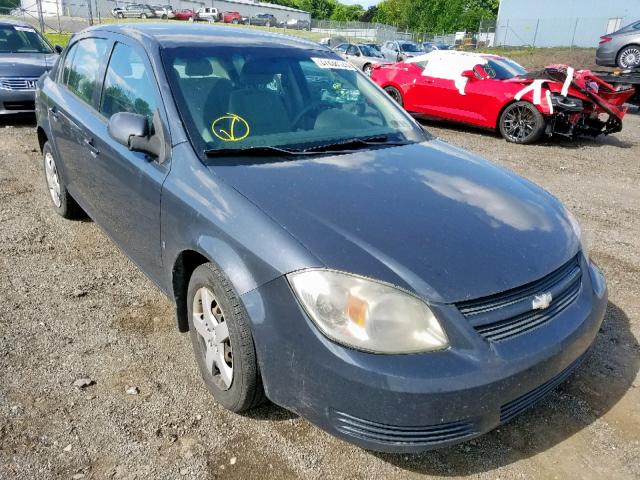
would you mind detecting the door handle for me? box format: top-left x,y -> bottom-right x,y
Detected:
48,106 -> 59,121
83,138 -> 100,157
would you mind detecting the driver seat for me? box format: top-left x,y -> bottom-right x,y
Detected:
227,58 -> 291,136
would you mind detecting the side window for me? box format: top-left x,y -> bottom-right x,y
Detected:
346,45 -> 358,56
65,38 -> 109,104
100,43 -> 158,124
60,42 -> 77,85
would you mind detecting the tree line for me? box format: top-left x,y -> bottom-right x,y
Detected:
269,0 -> 498,31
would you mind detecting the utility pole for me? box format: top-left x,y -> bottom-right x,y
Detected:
35,0 -> 46,33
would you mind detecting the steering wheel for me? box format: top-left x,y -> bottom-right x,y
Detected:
291,101 -> 332,130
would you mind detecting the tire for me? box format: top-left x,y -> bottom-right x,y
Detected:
266,21 -> 271,27
232,19 -> 238,24
363,63 -> 373,76
616,45 -> 640,69
117,12 -> 123,18
161,14 -> 167,19
187,262 -> 265,412
140,13 -> 147,19
384,86 -> 403,106
42,142 -> 84,219
499,101 -> 546,144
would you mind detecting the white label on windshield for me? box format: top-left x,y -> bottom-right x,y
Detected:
14,26 -> 36,32
311,57 -> 356,71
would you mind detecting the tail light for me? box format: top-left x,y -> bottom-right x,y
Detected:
599,36 -> 612,44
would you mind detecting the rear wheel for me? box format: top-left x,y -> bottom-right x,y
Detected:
499,101 -> 546,144
384,86 -> 403,106
117,12 -> 123,18
617,45 -> 640,69
187,263 -> 265,412
42,142 -> 84,219
140,13 -> 147,19
363,63 -> 373,76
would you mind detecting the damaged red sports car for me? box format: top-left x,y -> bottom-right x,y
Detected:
371,50 -> 635,144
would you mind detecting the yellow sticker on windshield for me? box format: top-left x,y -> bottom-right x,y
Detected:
211,114 -> 250,142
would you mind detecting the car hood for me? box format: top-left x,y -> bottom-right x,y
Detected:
0,53 -> 57,77
209,140 -> 579,303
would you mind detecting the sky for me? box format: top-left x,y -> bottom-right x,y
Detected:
340,0 -> 379,8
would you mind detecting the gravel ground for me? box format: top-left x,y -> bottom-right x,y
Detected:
0,114 -> 639,480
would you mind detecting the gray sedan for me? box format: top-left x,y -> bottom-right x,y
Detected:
0,20 -> 59,115
334,43 -> 388,75
597,20 -> 640,68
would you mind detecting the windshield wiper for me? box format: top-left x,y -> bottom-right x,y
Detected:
204,145 -> 308,157
301,135 -> 412,153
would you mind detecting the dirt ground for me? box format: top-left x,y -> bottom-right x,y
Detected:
0,112 -> 639,480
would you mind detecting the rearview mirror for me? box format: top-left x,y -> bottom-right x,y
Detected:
107,111 -> 163,158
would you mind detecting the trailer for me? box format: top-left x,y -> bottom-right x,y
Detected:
595,69 -> 640,108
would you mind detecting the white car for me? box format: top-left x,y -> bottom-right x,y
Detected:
193,7 -> 219,22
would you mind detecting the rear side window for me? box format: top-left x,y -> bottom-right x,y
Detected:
100,43 -> 158,123
65,38 -> 109,105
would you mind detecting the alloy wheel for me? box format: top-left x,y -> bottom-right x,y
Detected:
619,47 -> 640,68
364,64 -> 373,76
502,104 -> 537,142
44,151 -> 61,208
192,287 -> 233,390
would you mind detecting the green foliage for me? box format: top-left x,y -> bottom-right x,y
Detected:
330,3 -> 365,21
374,0 -> 498,32
0,0 -> 19,10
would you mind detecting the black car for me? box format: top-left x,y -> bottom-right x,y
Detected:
246,13 -> 277,26
0,20 -> 60,115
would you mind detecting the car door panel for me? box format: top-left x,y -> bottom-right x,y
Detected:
82,38 -> 170,279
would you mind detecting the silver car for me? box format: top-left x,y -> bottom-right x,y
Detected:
596,20 -> 640,68
380,40 -> 424,63
334,43 -> 388,76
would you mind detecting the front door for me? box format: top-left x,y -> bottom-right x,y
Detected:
84,38 -> 171,279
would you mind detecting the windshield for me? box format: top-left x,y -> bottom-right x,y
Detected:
400,43 -> 422,53
162,46 -> 428,155
0,25 -> 52,54
359,45 -> 382,58
485,57 -> 528,79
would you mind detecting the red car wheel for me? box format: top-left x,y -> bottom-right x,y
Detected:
384,86 -> 403,106
499,101 -> 546,144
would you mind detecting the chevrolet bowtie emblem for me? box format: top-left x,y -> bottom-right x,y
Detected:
532,292 -> 553,310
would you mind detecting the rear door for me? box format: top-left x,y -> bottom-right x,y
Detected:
86,37 -> 171,279
48,36 -> 110,212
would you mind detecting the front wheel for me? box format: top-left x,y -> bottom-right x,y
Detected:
499,101 -> 546,144
187,263 -> 265,412
232,19 -> 239,24
140,13 -> 147,19
617,45 -> 640,69
117,12 -> 123,18
384,86 -> 403,106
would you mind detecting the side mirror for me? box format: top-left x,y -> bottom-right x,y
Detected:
107,111 -> 163,158
54,44 -> 63,54
461,69 -> 475,79
472,64 -> 489,79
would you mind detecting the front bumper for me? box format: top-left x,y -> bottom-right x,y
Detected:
243,259 -> 607,453
0,89 -> 36,114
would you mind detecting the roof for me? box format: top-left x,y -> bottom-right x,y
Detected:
90,23 -> 324,50
0,19 -> 34,28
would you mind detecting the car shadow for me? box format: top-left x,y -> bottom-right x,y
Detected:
371,301 -> 639,475
0,114 -> 36,128
418,119 -> 636,149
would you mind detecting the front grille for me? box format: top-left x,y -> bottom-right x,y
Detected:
0,77 -> 39,91
3,101 -> 35,111
500,352 -> 587,423
330,410 -> 476,446
457,255 -> 582,342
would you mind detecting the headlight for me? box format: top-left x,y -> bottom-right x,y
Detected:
287,269 -> 448,354
566,208 -> 589,260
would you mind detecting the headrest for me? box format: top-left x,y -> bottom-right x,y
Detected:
240,58 -> 282,84
185,58 -> 213,77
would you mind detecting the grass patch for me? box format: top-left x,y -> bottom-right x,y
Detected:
45,32 -> 72,47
